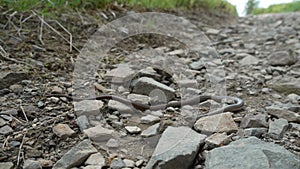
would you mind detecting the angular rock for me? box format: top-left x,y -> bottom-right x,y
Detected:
239,54 -> 260,65
123,159 -> 135,168
125,126 -> 141,134
76,115 -> 90,131
38,159 -> 53,168
104,64 -> 135,83
205,132 -> 230,148
74,100 -> 104,116
177,79 -> 198,88
268,118 -> 289,140
53,139 -> 97,169
85,153 -> 106,166
240,114 -> 268,128
132,77 -> 175,101
140,115 -> 160,125
268,51 -> 296,66
243,128 -> 268,137
0,72 -> 28,90
0,125 -> 13,135
267,81 -> 300,95
266,105 -> 300,122
194,112 -> 238,134
0,108 -> 18,115
205,137 -> 300,169
189,60 -> 205,70
108,100 -> 133,113
0,162 -> 13,169
127,94 -> 150,105
83,125 -> 114,142
110,158 -> 126,169
145,126 -> 206,169
23,159 -> 41,169
206,28 -> 220,35
52,124 -> 75,138
141,123 -> 160,137
106,138 -> 119,148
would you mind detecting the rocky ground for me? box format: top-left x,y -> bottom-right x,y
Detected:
0,6 -> 299,169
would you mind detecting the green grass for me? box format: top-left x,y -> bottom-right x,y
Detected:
0,0 -> 237,15
253,1 -> 300,15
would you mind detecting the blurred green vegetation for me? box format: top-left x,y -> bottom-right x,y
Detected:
0,0 -> 237,15
253,0 -> 300,14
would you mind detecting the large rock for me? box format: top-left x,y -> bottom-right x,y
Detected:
266,105 -> 300,123
267,81 -> 300,95
194,112 -> 238,134
267,51 -> 297,66
53,140 -> 97,169
205,137 -> 300,169
133,77 -> 175,101
145,126 -> 206,169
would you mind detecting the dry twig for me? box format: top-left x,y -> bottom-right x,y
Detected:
17,132 -> 26,166
20,101 -> 29,123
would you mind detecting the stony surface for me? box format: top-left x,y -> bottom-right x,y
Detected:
205,137 -> 300,169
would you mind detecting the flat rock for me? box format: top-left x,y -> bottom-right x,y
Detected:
205,132 -> 230,148
125,126 -> 141,134
0,72 -> 28,90
266,105 -> 300,122
141,123 -> 160,137
267,81 -> 300,95
52,124 -> 75,138
108,100 -> 133,113
76,115 -> 90,131
53,139 -> 97,169
239,54 -> 260,65
23,159 -> 41,169
83,125 -> 114,142
132,77 -> 175,101
0,125 -> 13,135
145,126 -> 206,169
268,51 -> 297,66
74,100 -> 104,116
194,112 -> 238,134
140,115 -> 160,124
240,114 -> 268,128
104,64 -> 135,83
85,152 -> 106,167
268,118 -> 289,140
205,137 -> 300,169
243,128 -> 268,137
0,162 -> 14,169
110,158 -> 126,169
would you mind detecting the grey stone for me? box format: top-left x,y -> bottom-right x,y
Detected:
23,159 -> 41,169
106,138 -> 119,148
266,105 -> 300,122
104,64 -> 135,83
205,132 -> 230,148
244,128 -> 268,137
85,153 -> 106,166
0,72 -> 28,90
125,126 -> 141,134
240,114 -> 268,128
108,100 -> 133,113
74,100 -> 104,116
268,51 -> 296,66
145,126 -> 206,169
51,86 -> 63,94
123,159 -> 135,168
53,139 -> 97,169
267,81 -> 300,95
0,162 -> 13,169
140,115 -> 160,124
52,124 -> 75,138
0,125 -> 13,135
268,118 -> 289,140
132,77 -> 175,101
177,79 -> 198,88
141,123 -> 160,137
127,94 -> 150,105
287,93 -> 300,104
0,118 -> 7,127
76,115 -> 90,131
239,54 -> 260,65
110,158 -> 126,169
206,28 -> 220,35
83,125 -> 114,142
205,137 -> 300,169
189,60 -> 205,70
0,108 -> 18,115
194,112 -> 238,134
9,84 -> 23,93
